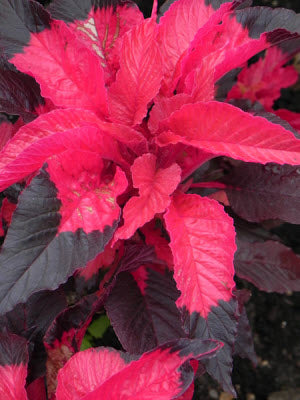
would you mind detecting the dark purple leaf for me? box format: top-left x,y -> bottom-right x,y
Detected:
105,267 -> 185,354
234,239 -> 300,293
0,165 -> 118,315
182,299 -> 239,396
223,162 -> 300,224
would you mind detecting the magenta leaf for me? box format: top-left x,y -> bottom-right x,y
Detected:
105,266 -> 185,354
235,239 -> 300,293
158,101 -> 300,164
56,339 -> 221,400
164,193 -> 238,394
164,193 -> 236,318
49,0 -> 143,84
0,332 -> 28,400
114,153 -> 181,241
11,20 -> 108,116
227,47 -> 298,110
0,156 -> 125,315
108,18 -> 163,126
0,109 -> 137,192
222,162 -> 300,224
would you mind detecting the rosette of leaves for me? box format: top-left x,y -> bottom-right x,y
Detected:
0,0 -> 299,398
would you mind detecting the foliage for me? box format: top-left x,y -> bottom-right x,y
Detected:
0,0 -> 299,398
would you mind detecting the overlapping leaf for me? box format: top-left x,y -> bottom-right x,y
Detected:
164,193 -> 238,394
0,153 -> 127,315
56,339 -> 221,400
0,332 -> 28,400
235,239 -> 300,293
114,153 -> 181,241
108,18 -> 162,126
105,266 -> 184,353
158,101 -> 300,165
222,162 -> 300,224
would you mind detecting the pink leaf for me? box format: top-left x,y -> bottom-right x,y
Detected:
46,151 -> 127,234
158,101 -> 300,165
56,339 -> 221,400
157,0 -> 232,94
227,47 -> 298,110
49,1 -> 143,85
0,333 -> 28,400
0,108 -> 145,192
114,153 -> 181,241
164,193 -> 236,318
11,20 -> 108,116
108,18 -> 163,126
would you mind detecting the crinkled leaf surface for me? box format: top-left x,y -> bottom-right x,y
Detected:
222,162 -> 300,224
235,239 -> 300,293
114,153 -> 181,241
108,18 -> 162,126
164,193 -> 238,394
56,339 -> 221,400
164,193 -> 236,318
105,266 -> 185,354
0,154 -> 126,315
158,101 -> 300,165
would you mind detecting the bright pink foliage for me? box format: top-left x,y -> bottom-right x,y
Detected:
0,0 -> 299,398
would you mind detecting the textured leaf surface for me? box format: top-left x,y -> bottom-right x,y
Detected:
222,162 -> 300,224
49,0 -> 143,84
56,339 -> 221,400
11,20 -> 108,115
182,300 -> 239,396
0,332 -> 28,400
0,108 -> 139,192
0,158 -> 125,314
115,153 -> 181,241
108,18 -> 162,126
157,0 -> 232,94
105,266 -> 184,354
235,240 -> 300,293
164,193 -> 236,318
158,101 -> 300,165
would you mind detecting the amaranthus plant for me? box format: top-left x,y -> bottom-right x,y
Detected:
0,0 -> 300,398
